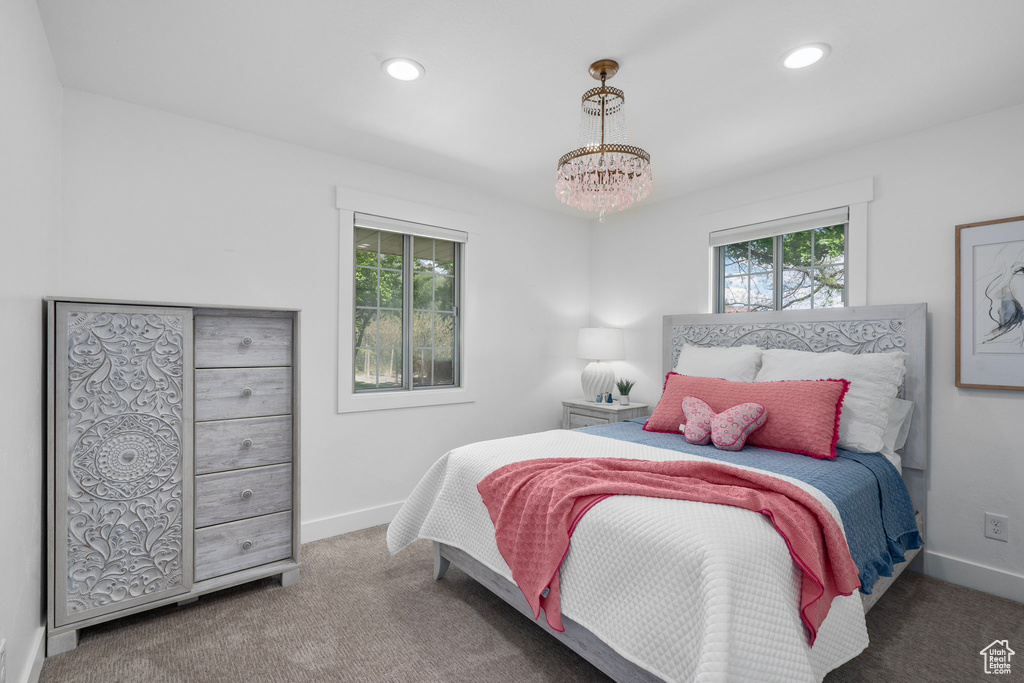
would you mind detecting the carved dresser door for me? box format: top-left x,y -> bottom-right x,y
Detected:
54,303 -> 194,627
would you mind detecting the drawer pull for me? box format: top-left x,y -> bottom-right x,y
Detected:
241,438 -> 254,449
241,489 -> 254,500
241,387 -> 253,397
241,540 -> 254,551
242,336 -> 253,346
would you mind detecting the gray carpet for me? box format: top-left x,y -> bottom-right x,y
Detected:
40,525 -> 1023,682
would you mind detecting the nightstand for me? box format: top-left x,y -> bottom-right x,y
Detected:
562,399 -> 650,430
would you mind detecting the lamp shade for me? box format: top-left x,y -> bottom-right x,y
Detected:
577,328 -> 625,361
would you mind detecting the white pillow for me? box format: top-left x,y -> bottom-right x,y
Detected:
672,344 -> 763,383
881,398 -> 914,454
879,398 -> 914,473
755,348 -> 908,454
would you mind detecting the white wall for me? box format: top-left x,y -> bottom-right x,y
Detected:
590,103 -> 1024,600
59,89 -> 591,540
0,2 -> 63,681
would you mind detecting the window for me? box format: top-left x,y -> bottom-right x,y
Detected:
337,188 -> 476,413
353,213 -> 463,393
713,208 -> 848,313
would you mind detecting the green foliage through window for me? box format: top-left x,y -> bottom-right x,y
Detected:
718,224 -> 846,313
354,227 -> 460,392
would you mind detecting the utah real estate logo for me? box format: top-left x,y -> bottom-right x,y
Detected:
980,640 -> 1014,675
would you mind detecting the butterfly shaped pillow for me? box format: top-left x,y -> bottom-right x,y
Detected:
680,396 -> 768,452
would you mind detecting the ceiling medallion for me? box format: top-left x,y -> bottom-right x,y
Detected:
555,59 -> 652,222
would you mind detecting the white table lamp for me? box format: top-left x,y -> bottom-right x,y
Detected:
577,327 -> 625,400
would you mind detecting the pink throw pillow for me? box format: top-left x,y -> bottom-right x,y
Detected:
681,397 -> 768,452
644,373 -> 849,459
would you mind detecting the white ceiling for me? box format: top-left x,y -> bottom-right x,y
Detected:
36,0 -> 1024,219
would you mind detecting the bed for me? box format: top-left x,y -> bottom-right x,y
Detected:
387,304 -> 927,682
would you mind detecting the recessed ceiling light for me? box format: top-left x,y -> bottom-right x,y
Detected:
782,43 -> 830,69
382,58 -> 425,81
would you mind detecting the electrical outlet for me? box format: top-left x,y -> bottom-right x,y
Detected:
986,513 -> 1009,542
0,636 -> 7,683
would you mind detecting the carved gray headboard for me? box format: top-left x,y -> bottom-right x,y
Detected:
663,304 -> 928,514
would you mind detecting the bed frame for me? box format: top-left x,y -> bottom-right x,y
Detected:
433,303 -> 928,682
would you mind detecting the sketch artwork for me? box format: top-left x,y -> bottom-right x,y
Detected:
957,215 -> 1024,390
975,240 -> 1024,353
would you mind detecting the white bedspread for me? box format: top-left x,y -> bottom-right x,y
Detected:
387,430 -> 868,683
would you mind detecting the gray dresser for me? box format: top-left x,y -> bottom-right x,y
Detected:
46,299 -> 301,655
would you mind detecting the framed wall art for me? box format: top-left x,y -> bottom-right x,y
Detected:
956,215 -> 1024,390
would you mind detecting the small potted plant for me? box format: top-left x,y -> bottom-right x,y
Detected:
615,378 -> 636,406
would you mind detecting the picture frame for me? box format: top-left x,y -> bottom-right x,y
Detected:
956,215 -> 1024,390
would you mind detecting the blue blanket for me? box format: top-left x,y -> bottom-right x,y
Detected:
580,419 -> 923,594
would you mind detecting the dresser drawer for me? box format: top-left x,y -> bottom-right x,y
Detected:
196,416 -> 292,474
568,413 -> 610,429
196,368 -> 292,421
195,315 -> 292,368
194,511 -> 292,582
195,463 -> 292,528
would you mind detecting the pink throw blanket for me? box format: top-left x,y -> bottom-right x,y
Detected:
477,458 -> 861,646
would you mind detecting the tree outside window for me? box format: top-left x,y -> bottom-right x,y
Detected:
719,224 -> 846,313
355,226 -> 460,392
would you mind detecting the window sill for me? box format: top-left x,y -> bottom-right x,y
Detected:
337,386 -> 476,414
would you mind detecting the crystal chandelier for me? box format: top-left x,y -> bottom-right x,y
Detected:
556,59 -> 652,222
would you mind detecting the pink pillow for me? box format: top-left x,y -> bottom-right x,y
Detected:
644,373 -> 849,459
681,397 -> 768,452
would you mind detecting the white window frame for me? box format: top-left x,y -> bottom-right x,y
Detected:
337,187 -> 477,413
694,177 -> 872,313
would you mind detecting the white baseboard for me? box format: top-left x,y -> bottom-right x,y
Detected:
924,549 -> 1024,603
301,501 -> 405,543
22,626 -> 45,682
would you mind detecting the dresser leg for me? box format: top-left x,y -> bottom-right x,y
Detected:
280,568 -> 300,588
47,629 -> 78,657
